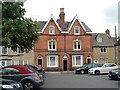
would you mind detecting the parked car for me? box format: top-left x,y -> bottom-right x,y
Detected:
88,63 -> 118,75
75,63 -> 101,74
24,64 -> 45,77
0,65 -> 44,90
118,71 -> 120,79
0,78 -> 23,90
108,68 -> 120,80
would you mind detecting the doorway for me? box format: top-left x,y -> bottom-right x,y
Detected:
63,60 -> 67,71
38,56 -> 42,66
87,56 -> 91,64
87,59 -> 91,64
63,56 -> 68,71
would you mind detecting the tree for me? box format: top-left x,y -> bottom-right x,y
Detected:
2,2 -> 39,52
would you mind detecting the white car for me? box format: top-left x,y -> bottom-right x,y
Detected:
88,63 -> 118,75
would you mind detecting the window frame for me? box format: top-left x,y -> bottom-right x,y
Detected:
1,46 -> 8,55
97,37 -> 103,42
73,40 -> 81,50
49,26 -> 55,34
72,55 -> 83,67
17,48 -> 23,55
100,59 -> 108,64
48,40 -> 56,50
46,55 -> 58,67
23,60 -> 28,65
14,60 -> 19,65
100,47 -> 107,53
74,26 -> 80,35
1,60 -> 12,67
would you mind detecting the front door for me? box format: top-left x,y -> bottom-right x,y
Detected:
87,59 -> 91,64
63,60 -> 67,71
38,57 -> 42,66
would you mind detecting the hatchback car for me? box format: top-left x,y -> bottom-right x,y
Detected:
108,68 -> 120,80
89,63 -> 118,75
75,63 -> 101,74
0,65 -> 44,90
0,78 -> 23,90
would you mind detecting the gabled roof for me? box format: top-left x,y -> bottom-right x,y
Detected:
81,22 -> 92,32
38,14 -> 62,33
67,15 -> 92,33
92,33 -> 115,47
37,15 -> 92,33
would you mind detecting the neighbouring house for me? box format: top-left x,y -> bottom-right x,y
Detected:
34,8 -> 93,71
92,29 -> 116,64
0,46 -> 34,67
114,38 -> 120,65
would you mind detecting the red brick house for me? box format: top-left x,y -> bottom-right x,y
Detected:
34,8 -> 93,71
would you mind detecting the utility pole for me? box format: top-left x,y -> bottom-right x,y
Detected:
114,26 -> 117,64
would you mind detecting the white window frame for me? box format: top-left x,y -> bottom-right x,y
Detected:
73,40 -> 81,50
46,55 -> 58,67
17,48 -> 23,55
2,60 -> 12,67
0,60 -> 2,67
48,40 -> 56,50
14,60 -> 19,65
23,60 -> 28,65
49,26 -> 55,34
72,55 -> 83,67
6,60 -> 12,66
97,37 -> 103,42
1,46 -> 8,55
100,59 -> 108,64
74,26 -> 80,35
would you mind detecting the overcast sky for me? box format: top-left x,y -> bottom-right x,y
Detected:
23,0 -> 119,37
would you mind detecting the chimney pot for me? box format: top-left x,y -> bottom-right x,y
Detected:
60,8 -> 64,13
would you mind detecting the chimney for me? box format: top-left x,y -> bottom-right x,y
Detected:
105,29 -> 110,35
59,8 -> 65,29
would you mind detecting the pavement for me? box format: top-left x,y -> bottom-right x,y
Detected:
45,71 -> 75,74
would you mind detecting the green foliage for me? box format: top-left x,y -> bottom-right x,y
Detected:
2,2 -> 39,52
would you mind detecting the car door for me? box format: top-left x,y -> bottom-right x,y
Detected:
0,68 -> 10,79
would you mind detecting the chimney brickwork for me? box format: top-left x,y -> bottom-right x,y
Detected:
59,8 -> 65,29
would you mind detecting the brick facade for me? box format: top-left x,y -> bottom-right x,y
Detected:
34,8 -> 92,71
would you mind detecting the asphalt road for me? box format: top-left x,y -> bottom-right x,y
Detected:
40,72 -> 119,89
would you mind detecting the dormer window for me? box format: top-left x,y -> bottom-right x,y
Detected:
74,26 -> 80,35
97,37 -> 103,42
49,26 -> 55,34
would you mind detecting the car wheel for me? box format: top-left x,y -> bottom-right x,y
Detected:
80,70 -> 85,74
23,81 -> 34,90
95,70 -> 100,75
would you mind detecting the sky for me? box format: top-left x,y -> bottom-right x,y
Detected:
23,0 -> 120,37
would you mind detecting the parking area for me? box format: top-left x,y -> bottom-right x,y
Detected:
41,72 -> 119,89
